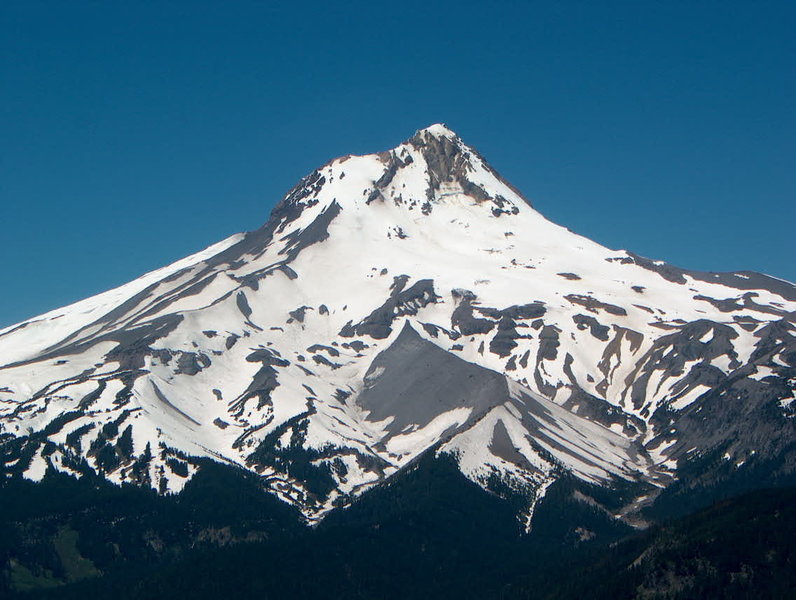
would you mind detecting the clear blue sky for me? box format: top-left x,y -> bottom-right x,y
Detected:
1,1 -> 794,328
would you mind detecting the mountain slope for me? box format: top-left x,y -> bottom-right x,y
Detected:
1,124 -> 794,524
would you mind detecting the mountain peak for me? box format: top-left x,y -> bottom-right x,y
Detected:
415,123 -> 458,139
402,124 -> 532,211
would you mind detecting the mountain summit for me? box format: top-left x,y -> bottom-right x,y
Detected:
1,126 -> 794,526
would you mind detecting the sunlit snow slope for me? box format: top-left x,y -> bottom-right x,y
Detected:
1,124 -> 794,524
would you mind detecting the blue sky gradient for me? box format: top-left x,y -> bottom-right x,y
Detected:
1,1 -> 794,327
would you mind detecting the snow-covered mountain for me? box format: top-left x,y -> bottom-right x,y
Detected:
1,124 -> 794,526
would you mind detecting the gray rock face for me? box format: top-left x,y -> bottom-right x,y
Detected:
565,294 -> 627,316
625,320 -> 742,414
408,126 -> 529,214
624,251 -> 796,302
340,277 -> 440,339
279,201 -> 342,262
451,289 -> 496,335
573,314 -> 610,341
357,323 -> 508,438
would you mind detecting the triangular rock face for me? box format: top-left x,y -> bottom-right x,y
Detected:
356,322 -> 510,440
0,125 -> 794,523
